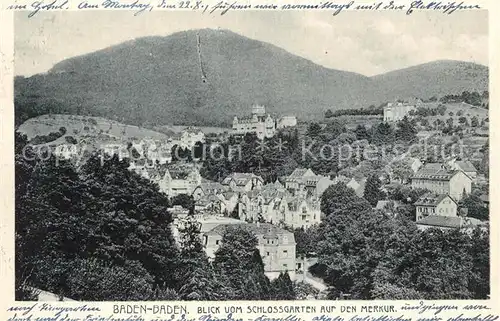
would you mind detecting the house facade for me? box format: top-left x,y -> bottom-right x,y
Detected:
411,163 -> 471,201
415,193 -> 458,221
383,102 -> 417,122
236,182 -> 321,229
157,167 -> 202,197
284,168 -> 334,197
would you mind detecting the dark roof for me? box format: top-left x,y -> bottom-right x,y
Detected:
455,161 -> 477,173
415,193 -> 455,207
412,163 -> 458,180
201,181 -> 226,191
222,173 -> 263,186
416,215 -> 462,228
206,222 -> 294,241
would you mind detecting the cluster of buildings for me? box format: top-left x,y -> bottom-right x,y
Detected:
409,162 -> 484,230
190,168 -> 328,230
232,105 -> 297,139
164,167 -> 335,280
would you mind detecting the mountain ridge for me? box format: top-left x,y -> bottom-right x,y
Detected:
14,28 -> 489,127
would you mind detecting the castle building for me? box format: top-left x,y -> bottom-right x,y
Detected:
232,105 -> 276,140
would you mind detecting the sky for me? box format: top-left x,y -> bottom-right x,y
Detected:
14,10 -> 488,77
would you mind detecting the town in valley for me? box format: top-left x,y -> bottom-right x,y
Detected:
13,15 -> 490,302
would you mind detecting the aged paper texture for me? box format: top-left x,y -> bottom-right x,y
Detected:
1,1 -> 499,321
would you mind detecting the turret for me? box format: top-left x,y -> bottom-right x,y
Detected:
251,105 -> 266,116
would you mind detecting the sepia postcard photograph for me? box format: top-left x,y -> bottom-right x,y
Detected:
10,7 -> 491,303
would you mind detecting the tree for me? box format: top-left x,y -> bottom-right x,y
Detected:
371,122 -> 394,145
307,122 -> 322,138
364,175 -> 386,207
16,151 -> 180,299
294,227 -> 319,256
471,116 -> 479,127
395,116 -> 417,142
176,217 -> 223,300
459,195 -> 488,221
171,194 -> 195,214
320,182 -> 371,219
271,272 -> 296,300
322,120 -> 346,139
468,227 -> 490,299
67,259 -> 155,301
354,124 -> 370,140
437,104 -> 447,116
213,225 -> 275,300
390,160 -> 414,183
230,203 -> 240,219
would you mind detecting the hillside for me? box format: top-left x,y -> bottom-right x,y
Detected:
14,29 -> 489,127
370,60 -> 489,100
18,114 -> 169,146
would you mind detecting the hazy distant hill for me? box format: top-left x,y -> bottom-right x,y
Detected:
371,60 -> 489,100
14,29 -> 488,127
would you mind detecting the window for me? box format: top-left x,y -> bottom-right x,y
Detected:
215,240 -> 220,245
283,236 -> 288,244
283,250 -> 288,257
266,252 -> 270,256
283,264 -> 288,269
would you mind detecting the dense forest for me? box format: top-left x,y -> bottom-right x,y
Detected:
298,183 -> 490,299
15,133 -> 295,301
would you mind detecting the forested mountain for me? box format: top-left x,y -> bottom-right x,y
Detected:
15,29 -> 488,127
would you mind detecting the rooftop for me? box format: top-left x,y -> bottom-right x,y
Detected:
206,222 -> 295,241
415,193 -> 454,207
222,173 -> 263,186
412,163 -> 458,180
455,160 -> 477,173
416,215 -> 463,229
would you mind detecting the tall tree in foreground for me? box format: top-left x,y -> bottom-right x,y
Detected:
272,272 -> 296,300
364,175 -> 386,207
213,225 -> 275,300
176,217 -> 223,300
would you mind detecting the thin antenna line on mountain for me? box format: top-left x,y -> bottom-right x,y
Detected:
196,31 -> 208,83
